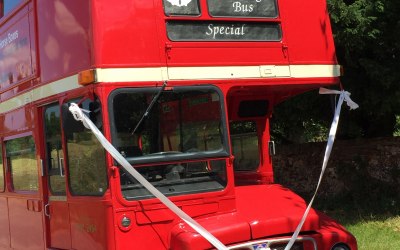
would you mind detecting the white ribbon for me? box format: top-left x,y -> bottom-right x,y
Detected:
284,88 -> 358,250
69,103 -> 228,250
319,88 -> 359,110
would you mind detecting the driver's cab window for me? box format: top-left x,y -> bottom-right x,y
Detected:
230,121 -> 260,172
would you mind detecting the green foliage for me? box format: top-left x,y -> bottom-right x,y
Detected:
273,0 -> 400,140
271,91 -> 334,143
328,0 -> 383,59
394,115 -> 400,136
328,0 -> 400,137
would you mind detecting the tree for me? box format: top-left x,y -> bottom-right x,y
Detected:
328,0 -> 400,138
272,0 -> 400,142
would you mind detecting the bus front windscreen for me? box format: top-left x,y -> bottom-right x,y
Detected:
109,86 -> 229,199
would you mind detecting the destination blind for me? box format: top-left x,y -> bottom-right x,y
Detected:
166,21 -> 281,41
163,0 -> 278,18
208,0 -> 278,18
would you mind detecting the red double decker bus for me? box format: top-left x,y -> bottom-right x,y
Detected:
0,0 -> 357,249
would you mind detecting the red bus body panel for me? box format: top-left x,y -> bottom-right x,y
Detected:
280,0 -> 338,64
90,0 -> 338,68
36,0 -> 93,84
0,197 -> 10,248
0,0 -> 357,250
8,197 -> 44,250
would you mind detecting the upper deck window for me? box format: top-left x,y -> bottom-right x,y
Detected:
0,0 -> 23,18
6,136 -> 38,192
163,0 -> 200,16
207,0 -> 278,18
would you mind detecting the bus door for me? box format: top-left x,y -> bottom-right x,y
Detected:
41,104 -> 71,249
4,134 -> 45,249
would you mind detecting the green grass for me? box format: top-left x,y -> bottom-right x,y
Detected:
319,205 -> 400,250
341,216 -> 400,250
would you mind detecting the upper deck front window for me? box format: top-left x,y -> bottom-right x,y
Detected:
109,86 -> 229,199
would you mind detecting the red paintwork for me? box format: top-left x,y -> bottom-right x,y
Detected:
169,185 -> 357,250
0,0 -> 357,250
48,201 -> 71,249
36,0 -> 92,84
8,196 -> 44,250
0,197 -> 10,248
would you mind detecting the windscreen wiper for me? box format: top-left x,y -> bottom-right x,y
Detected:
131,81 -> 167,135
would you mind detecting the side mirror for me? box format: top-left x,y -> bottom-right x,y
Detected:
61,103 -> 82,135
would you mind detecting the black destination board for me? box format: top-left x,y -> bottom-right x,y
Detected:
167,21 -> 281,41
163,0 -> 200,16
207,0 -> 278,18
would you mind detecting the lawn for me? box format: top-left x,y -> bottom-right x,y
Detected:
341,215 -> 400,250
320,204 -> 400,250
313,182 -> 400,250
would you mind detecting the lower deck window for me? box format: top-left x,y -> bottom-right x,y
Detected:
6,136 -> 38,192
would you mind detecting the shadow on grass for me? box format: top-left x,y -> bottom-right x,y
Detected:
315,194 -> 400,250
